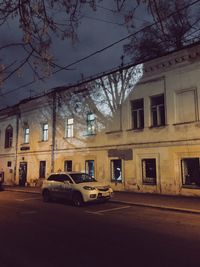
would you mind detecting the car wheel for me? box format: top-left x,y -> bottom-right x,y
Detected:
72,192 -> 84,207
42,189 -> 51,202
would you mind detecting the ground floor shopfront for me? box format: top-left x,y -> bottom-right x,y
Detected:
1,142 -> 200,197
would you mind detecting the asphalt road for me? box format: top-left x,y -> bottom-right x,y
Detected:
0,190 -> 200,267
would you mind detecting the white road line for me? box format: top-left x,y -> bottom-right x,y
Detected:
15,197 -> 41,202
85,205 -> 131,215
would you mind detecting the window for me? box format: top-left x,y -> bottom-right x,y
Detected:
176,89 -> 197,123
87,113 -> 96,135
42,123 -> 48,141
5,125 -> 13,148
151,94 -> 165,127
65,118 -> 74,138
111,159 -> 122,182
24,127 -> 29,144
181,158 -> 200,187
64,160 -> 72,172
142,159 -> 157,185
85,160 -> 95,177
39,161 -> 46,178
131,99 -> 144,129
7,161 -> 12,167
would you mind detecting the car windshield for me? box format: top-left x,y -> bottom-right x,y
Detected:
70,173 -> 96,184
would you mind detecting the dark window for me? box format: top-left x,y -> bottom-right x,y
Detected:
64,160 -> 72,172
7,161 -> 12,167
87,113 -> 96,135
181,158 -> 200,187
85,160 -> 95,177
5,125 -> 13,148
151,94 -> 165,127
39,161 -> 46,178
131,99 -> 144,129
142,159 -> 157,185
111,159 -> 122,182
48,174 -> 72,183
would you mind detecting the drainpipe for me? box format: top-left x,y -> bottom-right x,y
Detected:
51,92 -> 56,173
14,111 -> 20,184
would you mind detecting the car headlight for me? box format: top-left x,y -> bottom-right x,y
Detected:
83,186 -> 96,190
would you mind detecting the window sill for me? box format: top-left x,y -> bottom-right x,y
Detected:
173,121 -> 197,126
106,130 -> 122,134
111,180 -> 123,183
182,185 -> 200,189
126,128 -> 144,132
83,133 -> 96,137
38,140 -> 48,143
149,125 -> 166,129
142,182 -> 157,186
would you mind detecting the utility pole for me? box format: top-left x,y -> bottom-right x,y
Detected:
51,92 -> 56,173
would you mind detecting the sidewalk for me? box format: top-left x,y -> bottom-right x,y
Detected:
4,185 -> 200,215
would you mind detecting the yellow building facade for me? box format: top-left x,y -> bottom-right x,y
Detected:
1,43 -> 200,196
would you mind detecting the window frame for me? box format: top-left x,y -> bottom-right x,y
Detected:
131,98 -> 144,130
85,160 -> 95,178
24,127 -> 30,144
150,94 -> 165,127
42,123 -> 48,141
142,158 -> 157,185
87,113 -> 96,135
65,118 -> 74,138
110,159 -> 122,183
5,125 -> 13,148
181,158 -> 200,188
39,161 -> 46,178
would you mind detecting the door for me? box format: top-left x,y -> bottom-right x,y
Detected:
19,162 -> 27,186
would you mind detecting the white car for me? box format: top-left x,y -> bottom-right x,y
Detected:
42,172 -> 113,206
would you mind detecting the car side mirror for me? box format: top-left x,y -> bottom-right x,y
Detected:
64,180 -> 70,185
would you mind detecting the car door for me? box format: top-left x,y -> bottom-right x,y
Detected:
60,174 -> 73,200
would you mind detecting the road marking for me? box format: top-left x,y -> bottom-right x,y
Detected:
20,210 -> 37,215
15,197 -> 41,202
85,205 -> 131,215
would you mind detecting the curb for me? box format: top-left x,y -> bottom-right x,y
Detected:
111,199 -> 200,215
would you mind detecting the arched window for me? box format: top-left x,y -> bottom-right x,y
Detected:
5,125 -> 13,148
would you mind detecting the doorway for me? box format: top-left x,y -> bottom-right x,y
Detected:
19,162 -> 27,186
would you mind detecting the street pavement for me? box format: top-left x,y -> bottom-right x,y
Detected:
3,185 -> 200,215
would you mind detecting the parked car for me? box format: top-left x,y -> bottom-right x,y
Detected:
42,172 -> 113,206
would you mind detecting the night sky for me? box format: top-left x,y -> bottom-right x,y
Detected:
0,1 -> 148,109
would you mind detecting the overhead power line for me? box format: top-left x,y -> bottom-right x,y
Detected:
0,0 -> 200,99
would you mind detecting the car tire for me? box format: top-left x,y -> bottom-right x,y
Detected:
72,192 -> 84,207
42,189 -> 51,202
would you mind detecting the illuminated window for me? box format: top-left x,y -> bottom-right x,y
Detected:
111,159 -> 122,182
5,125 -> 13,148
66,118 -> 74,138
142,159 -> 157,185
39,161 -> 46,178
85,160 -> 95,177
151,94 -> 165,127
181,158 -> 200,187
87,113 -> 96,135
64,160 -> 72,172
42,123 -> 48,141
131,99 -> 144,129
24,127 -> 29,144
